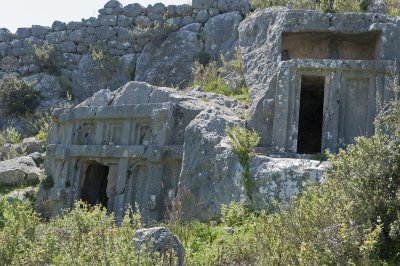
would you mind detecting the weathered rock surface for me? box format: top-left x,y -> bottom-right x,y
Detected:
204,11 -> 242,61
135,24 -> 202,88
250,156 -> 327,209
0,156 -> 41,185
133,227 -> 184,265
178,108 -> 245,221
6,187 -> 36,202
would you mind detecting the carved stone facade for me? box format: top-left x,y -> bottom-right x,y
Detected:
240,8 -> 400,153
43,102 -> 188,222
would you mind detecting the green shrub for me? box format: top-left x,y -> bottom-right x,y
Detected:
192,60 -> 232,95
226,125 -> 260,198
0,75 -> 41,115
0,127 -> 22,145
32,42 -> 61,75
89,44 -> 119,81
191,50 -> 249,104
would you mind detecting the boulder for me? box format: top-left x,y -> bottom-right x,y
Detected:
192,0 -> 214,10
178,107 -> 245,221
367,0 -> 388,14
123,3 -> 144,17
6,187 -> 36,203
22,137 -> 43,154
135,24 -> 202,88
0,28 -> 13,42
70,53 -> 136,101
133,227 -> 184,266
0,156 -> 41,185
204,11 -> 242,61
250,156 -> 327,209
217,0 -> 251,14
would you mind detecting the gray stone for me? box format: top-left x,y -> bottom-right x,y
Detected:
180,23 -> 202,33
204,11 -> 242,60
99,15 -> 118,26
68,29 -> 84,42
22,137 -> 43,154
95,26 -> 117,39
15,28 -> 31,39
196,10 -> 209,23
147,3 -> 166,20
192,0 -> 214,9
60,41 -> 77,53
66,21 -> 83,31
52,21 -> 67,31
23,37 -> 44,47
85,17 -> 99,27
25,73 -> 69,111
117,27 -> 131,40
10,39 -> 22,48
239,8 -> 400,151
0,43 -> 10,57
31,25 -> 50,36
7,188 -> 36,203
367,0 -> 388,14
182,16 -> 196,26
123,3 -> 144,17
104,0 -> 122,8
208,7 -> 220,17
11,48 -> 26,57
117,15 -> 134,27
99,7 -> 114,15
135,26 -> 202,88
63,53 -> 81,69
28,152 -> 45,166
0,156 -> 41,185
217,0 -> 251,14
133,227 -> 184,265
250,156 -> 327,209
134,16 -> 152,28
178,107 -> 244,221
166,5 -> 176,16
176,4 -> 192,16
166,18 -> 182,31
0,28 -> 13,42
46,31 -> 67,44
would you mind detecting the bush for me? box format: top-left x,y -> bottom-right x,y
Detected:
32,42 -> 61,74
0,75 -> 41,115
191,50 -> 249,103
89,44 -> 119,81
0,127 -> 22,145
226,125 -> 260,198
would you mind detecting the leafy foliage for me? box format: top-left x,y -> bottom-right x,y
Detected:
0,75 -> 41,115
32,42 -> 61,75
89,44 -> 119,81
0,127 -> 22,145
226,125 -> 260,198
191,50 -> 249,104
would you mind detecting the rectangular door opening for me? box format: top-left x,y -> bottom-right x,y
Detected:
80,162 -> 109,207
297,75 -> 325,154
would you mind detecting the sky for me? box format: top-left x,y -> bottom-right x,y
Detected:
0,0 -> 189,33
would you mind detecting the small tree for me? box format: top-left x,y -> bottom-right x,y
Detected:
0,75 -> 41,115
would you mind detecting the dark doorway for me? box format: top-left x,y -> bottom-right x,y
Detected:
80,162 -> 109,207
297,76 -> 325,154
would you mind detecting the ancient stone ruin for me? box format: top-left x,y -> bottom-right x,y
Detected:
30,4 -> 400,222
241,8 -> 400,153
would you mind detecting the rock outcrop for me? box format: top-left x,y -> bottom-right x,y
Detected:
0,156 -> 41,185
133,227 -> 185,265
